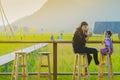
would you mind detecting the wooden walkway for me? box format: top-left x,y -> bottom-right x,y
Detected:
0,43 -> 48,66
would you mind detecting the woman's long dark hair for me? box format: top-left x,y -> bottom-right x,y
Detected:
76,21 -> 88,31
76,21 -> 88,33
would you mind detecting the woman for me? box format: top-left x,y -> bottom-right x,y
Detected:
72,21 -> 99,65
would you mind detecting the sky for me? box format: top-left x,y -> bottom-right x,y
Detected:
0,0 -> 120,28
0,0 -> 47,25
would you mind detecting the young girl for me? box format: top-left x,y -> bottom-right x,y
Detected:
100,30 -> 113,55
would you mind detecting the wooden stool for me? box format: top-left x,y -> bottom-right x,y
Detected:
98,53 -> 114,80
11,52 -> 28,80
38,52 -> 51,80
73,53 -> 90,80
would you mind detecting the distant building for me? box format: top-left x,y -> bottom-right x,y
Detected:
93,22 -> 120,34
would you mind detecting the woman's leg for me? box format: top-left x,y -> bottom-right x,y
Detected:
87,54 -> 92,65
80,47 -> 99,65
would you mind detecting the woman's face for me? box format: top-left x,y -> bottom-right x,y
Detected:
81,25 -> 88,32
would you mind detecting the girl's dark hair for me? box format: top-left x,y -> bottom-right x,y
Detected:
76,21 -> 88,31
106,30 -> 112,37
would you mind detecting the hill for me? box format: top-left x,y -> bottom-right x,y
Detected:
12,0 -> 87,33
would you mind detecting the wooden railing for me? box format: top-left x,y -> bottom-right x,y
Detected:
0,40 -> 120,80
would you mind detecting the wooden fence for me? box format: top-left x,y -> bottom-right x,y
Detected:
0,40 -> 120,80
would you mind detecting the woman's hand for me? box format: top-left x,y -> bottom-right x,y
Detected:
85,33 -> 92,41
87,33 -> 92,37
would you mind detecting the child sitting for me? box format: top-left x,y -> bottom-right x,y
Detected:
100,30 -> 113,55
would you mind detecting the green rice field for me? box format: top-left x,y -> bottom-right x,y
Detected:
0,33 -> 120,80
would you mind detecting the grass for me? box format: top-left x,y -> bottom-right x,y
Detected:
0,33 -> 61,56
0,33 -> 120,80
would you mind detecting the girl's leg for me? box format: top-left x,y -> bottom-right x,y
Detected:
100,48 -> 108,64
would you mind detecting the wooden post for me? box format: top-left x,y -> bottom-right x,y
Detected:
22,54 -> 25,80
53,42 -> 57,80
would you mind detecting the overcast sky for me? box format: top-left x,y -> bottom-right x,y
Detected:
0,0 -> 46,25
0,0 -> 120,27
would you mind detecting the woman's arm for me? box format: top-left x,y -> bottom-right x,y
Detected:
76,30 -> 86,43
85,36 -> 89,41
85,33 -> 92,41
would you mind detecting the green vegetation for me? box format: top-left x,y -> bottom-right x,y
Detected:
0,33 -> 120,80
0,33 -> 63,56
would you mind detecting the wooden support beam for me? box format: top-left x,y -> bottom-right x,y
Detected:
0,72 -> 120,76
53,42 -> 57,80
